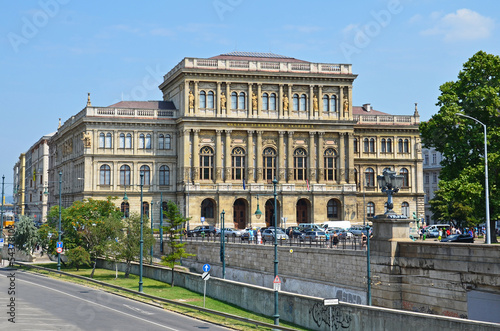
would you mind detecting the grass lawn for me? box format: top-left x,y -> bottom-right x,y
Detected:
22,263 -> 308,331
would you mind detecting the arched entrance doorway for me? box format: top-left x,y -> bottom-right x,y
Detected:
296,199 -> 310,224
265,199 -> 280,227
233,199 -> 246,229
200,198 -> 216,225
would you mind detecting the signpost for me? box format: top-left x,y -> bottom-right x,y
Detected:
324,298 -> 340,331
201,264 -> 211,308
273,275 -> 281,292
56,241 -> 63,254
200,216 -> 205,224
0,238 -> 4,248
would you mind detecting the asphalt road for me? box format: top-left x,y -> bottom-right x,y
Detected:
0,267 -> 231,331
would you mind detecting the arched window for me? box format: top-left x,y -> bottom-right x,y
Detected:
126,133 -> 132,149
323,95 -> 329,111
100,164 -> 111,185
105,133 -> 112,148
99,133 -> 105,148
121,202 -> 129,218
367,202 -> 375,217
231,92 -> 237,109
142,201 -> 149,217
120,165 -> 131,186
292,94 -> 299,111
353,138 -> 358,153
381,138 -> 386,153
300,94 -> 307,111
330,95 -> 337,112
324,148 -> 337,181
163,134 -> 171,149
364,138 -> 369,153
400,168 -> 409,187
159,165 -> 170,186
207,91 -> 214,108
119,133 -> 125,149
387,138 -> 392,153
369,138 -> 375,153
365,167 -> 375,187
401,202 -> 409,217
159,134 -> 164,150
139,134 -> 145,149
201,199 -> 214,218
262,93 -> 269,110
398,139 -> 403,153
263,147 -> 276,181
199,91 -> 206,108
232,147 -> 245,180
404,139 -> 409,153
145,134 -> 151,149
269,93 -> 276,110
327,199 -> 339,218
294,148 -> 307,181
238,92 -> 245,109
140,165 -> 150,185
200,146 -> 214,180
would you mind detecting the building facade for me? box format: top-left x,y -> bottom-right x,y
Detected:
422,147 -> 443,225
40,52 -> 423,229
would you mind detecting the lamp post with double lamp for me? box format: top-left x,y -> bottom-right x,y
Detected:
456,113 -> 491,244
139,172 -> 144,292
377,169 -> 404,215
272,178 -> 279,326
57,171 -> 62,271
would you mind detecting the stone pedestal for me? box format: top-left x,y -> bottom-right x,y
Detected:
370,213 -> 412,309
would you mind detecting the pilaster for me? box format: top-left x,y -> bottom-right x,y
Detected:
216,130 -> 222,182
278,131 -> 285,181
256,131 -> 263,182
225,130 -> 232,182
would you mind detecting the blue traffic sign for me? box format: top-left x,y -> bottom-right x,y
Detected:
203,264 -> 211,272
56,241 -> 63,248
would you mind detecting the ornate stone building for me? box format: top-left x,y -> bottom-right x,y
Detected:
45,52 -> 423,229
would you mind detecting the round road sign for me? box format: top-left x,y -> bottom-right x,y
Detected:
56,247 -> 63,253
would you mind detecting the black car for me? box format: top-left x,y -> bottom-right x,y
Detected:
440,234 -> 474,243
187,225 -> 218,237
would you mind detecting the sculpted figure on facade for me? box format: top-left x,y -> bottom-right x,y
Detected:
279,168 -> 285,181
252,93 -> 258,109
216,167 -> 222,180
283,94 -> 289,111
192,168 -> 199,180
310,168 -> 316,180
313,94 -> 318,111
220,92 -> 226,109
189,90 -> 195,108
257,167 -> 263,180
82,132 -> 92,148
343,95 -> 349,113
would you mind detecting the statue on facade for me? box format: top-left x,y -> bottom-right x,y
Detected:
82,132 -> 92,148
220,92 -> 226,109
283,94 -> 289,111
252,93 -> 258,109
343,95 -> 349,113
313,94 -> 318,111
189,90 -> 195,108
279,169 -> 285,181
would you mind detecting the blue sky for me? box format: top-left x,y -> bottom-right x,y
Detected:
1,0 -> 499,195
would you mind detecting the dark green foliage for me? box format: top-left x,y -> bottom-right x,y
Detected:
66,246 -> 91,271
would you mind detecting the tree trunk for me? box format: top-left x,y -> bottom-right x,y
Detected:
124,261 -> 131,278
90,259 -> 97,278
171,264 -> 175,287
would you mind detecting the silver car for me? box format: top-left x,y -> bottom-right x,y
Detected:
221,228 -> 243,237
262,228 -> 289,242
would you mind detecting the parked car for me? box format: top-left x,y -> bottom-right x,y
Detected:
328,228 -> 353,240
220,228 -> 243,237
241,228 -> 256,240
304,230 -> 328,242
424,228 -> 439,238
187,225 -> 218,237
440,234 -> 474,243
262,228 -> 289,242
286,226 -> 305,240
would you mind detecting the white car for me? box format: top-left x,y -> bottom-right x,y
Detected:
220,228 -> 243,237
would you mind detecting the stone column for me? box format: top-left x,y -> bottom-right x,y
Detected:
225,130 -> 232,182
309,85 -> 314,119
184,81 -> 190,116
339,86 -> 344,121
256,131 -> 263,181
216,82 -> 221,116
347,86 -> 353,120
318,132 -> 325,183
278,131 -> 285,182
339,132 -> 346,184
309,132 -> 316,183
248,83 -> 253,117
348,132 -> 355,183
278,84 -> 284,118
192,129 -> 199,181
225,83 -> 230,117
257,84 -> 262,117
287,85 -> 292,118
247,130 -> 254,183
216,130 -> 222,182
318,85 -> 323,118
193,81 -> 199,116
287,131 -> 294,182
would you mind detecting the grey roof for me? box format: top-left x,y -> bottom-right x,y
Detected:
219,51 -> 295,59
107,101 -> 176,110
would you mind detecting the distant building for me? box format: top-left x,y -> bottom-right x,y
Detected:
22,52 -> 424,228
422,147 -> 443,225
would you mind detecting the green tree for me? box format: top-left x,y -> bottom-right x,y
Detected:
112,213 -> 155,278
13,215 -> 39,254
160,201 -> 194,287
66,246 -> 91,271
420,51 -> 500,242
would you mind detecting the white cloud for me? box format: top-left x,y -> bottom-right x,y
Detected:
150,28 -> 176,37
408,14 -> 422,24
283,25 -> 323,34
421,9 -> 494,42
342,24 -> 359,36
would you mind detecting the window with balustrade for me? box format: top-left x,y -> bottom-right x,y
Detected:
159,134 -> 171,150
159,165 -> 170,186
263,147 -> 276,181
232,147 -> 245,180
322,94 -> 337,112
99,132 -> 112,148
365,167 -> 375,187
140,165 -> 150,185
324,148 -> 337,181
200,146 -> 214,180
120,165 -> 131,186
294,148 -> 307,180
292,94 -> 299,111
100,164 -> 111,185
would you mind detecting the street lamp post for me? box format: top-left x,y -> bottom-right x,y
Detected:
377,169 -> 404,215
456,113 -> 491,244
57,171 -> 62,271
150,199 -> 154,264
160,193 -> 163,253
1,175 -> 5,263
220,210 -> 225,279
139,172 -> 144,292
272,178 -> 279,326
366,224 -> 371,306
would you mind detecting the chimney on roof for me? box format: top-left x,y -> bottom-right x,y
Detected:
363,103 -> 371,112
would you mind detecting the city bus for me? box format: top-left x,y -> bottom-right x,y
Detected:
2,212 -> 15,229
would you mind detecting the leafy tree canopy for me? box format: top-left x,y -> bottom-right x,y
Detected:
13,215 -> 39,254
